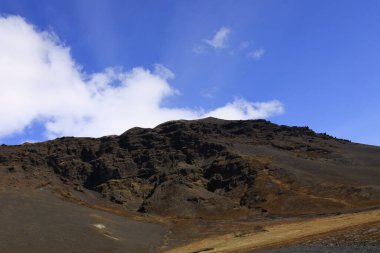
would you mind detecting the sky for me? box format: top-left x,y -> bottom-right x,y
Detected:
0,0 -> 379,146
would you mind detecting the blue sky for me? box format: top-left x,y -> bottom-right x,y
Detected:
0,0 -> 380,145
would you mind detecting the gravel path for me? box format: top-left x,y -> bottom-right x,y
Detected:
254,242 -> 380,253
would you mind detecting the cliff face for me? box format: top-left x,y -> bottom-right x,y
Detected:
1,118 -> 380,218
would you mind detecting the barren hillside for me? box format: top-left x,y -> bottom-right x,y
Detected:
1,118 -> 379,252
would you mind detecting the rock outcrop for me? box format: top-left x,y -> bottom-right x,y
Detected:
1,118 -> 380,218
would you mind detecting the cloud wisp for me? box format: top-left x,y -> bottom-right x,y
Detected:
0,16 -> 283,141
195,27 -> 266,61
200,87 -> 219,99
247,48 -> 266,60
204,27 -> 231,49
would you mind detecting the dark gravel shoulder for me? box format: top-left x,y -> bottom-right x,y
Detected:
253,242 -> 380,253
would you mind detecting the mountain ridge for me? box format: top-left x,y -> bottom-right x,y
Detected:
1,118 -> 379,219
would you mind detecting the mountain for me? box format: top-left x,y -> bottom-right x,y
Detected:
1,118 -> 380,252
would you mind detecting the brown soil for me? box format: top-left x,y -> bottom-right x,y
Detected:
1,118 -> 380,252
165,208 -> 380,253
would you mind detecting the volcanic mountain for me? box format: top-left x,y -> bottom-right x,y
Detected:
1,118 -> 380,252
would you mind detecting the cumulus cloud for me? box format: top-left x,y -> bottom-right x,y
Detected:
247,48 -> 266,60
205,99 -> 284,120
0,15 -> 284,141
204,27 -> 231,49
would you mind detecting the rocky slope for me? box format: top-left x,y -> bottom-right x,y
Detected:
1,117 -> 380,219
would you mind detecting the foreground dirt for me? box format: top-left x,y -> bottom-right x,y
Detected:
165,208 -> 380,253
2,187 -> 378,253
0,190 -> 166,253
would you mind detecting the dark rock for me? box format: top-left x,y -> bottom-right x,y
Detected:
0,118 -> 379,218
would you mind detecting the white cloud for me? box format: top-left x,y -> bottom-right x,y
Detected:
153,63 -> 175,80
204,27 -> 231,49
205,99 -> 284,120
0,16 -> 284,141
247,48 -> 266,60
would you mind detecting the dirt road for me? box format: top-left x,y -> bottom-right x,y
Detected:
165,209 -> 380,253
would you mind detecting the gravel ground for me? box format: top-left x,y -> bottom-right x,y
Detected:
0,191 -> 165,253
253,242 -> 380,253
